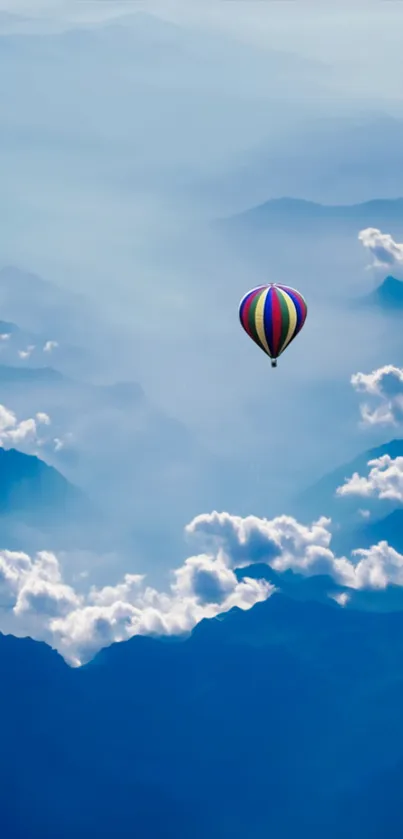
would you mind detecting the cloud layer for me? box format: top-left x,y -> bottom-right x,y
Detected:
2,510 -> 403,667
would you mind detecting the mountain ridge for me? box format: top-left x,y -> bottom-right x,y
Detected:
2,589 -> 403,837
220,195 -> 403,230
0,446 -> 89,519
368,274 -> 403,310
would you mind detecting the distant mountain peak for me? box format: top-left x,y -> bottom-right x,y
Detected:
370,274 -> 403,309
0,446 -> 90,523
0,320 -> 19,334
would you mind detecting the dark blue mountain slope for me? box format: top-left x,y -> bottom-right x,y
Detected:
0,447 -> 100,553
339,507 -> 403,558
0,447 -> 86,521
2,590 -> 403,837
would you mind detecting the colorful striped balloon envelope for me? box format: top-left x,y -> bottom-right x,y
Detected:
239,283 -> 308,368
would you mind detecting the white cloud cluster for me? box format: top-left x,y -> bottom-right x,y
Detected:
337,454 -> 403,502
351,365 -> 403,426
0,402 -> 70,455
358,227 -> 403,269
185,510 -> 334,574
0,543 -> 273,667
0,404 -> 51,451
186,511 -> 403,593
2,510 -> 403,667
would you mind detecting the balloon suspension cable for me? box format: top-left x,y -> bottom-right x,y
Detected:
271,359 -> 277,368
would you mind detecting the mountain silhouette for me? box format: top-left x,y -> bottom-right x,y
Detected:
0,447 -> 98,554
0,447 -> 86,520
220,196 -> 403,232
0,364 -> 65,385
2,590 -> 403,837
348,507 -> 403,556
369,274 -> 403,310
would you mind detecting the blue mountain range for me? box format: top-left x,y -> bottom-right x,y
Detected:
221,196 -> 403,231
2,587 -> 403,838
0,434 -> 403,836
2,256 -> 403,837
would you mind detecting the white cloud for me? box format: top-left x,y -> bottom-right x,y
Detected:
185,511 -> 403,594
43,340 -> 58,353
337,455 -> 403,502
351,542 -> 403,590
2,509 -> 403,667
185,510 -> 333,573
0,333 -> 10,341
18,344 -> 35,359
0,549 -> 81,630
0,542 -> 273,667
358,227 -> 403,269
0,403 -> 51,452
351,365 -> 403,426
36,412 -> 51,426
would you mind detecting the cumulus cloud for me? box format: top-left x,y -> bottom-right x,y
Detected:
0,404 -> 52,452
351,542 -> 403,590
0,549 -> 80,626
185,510 -> 333,573
358,227 -> 403,269
337,455 -> 403,502
185,511 -> 403,594
2,510 -> 403,667
351,365 -> 403,426
0,543 -> 273,667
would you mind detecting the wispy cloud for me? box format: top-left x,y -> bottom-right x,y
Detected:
43,340 -> 58,353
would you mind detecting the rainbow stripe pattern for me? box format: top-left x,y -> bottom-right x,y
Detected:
239,283 -> 308,362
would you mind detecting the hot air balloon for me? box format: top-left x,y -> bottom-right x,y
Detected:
239,282 -> 307,368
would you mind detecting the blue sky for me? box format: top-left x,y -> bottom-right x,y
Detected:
1,1 -> 403,662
